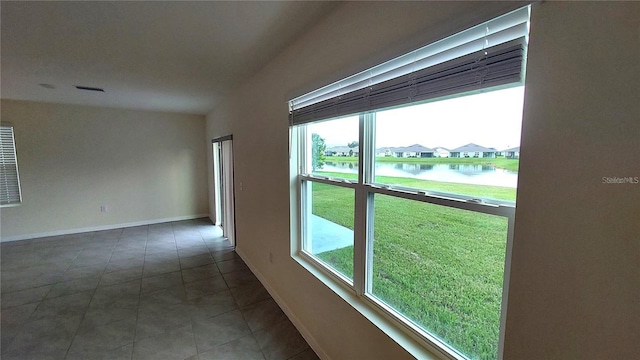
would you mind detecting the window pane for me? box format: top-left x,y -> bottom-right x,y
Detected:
370,194 -> 508,360
305,115 -> 359,181
374,87 -> 523,202
304,181 -> 354,280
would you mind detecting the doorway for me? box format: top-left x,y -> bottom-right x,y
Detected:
212,135 -> 236,247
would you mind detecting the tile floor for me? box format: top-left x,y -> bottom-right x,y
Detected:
1,218 -> 318,360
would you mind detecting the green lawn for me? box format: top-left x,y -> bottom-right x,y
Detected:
324,156 -> 520,172
311,175 -> 514,360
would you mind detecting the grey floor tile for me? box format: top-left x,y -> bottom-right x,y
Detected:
241,298 -> 287,333
63,263 -> 107,280
184,275 -> 229,300
30,291 -> 93,320
207,241 -> 234,253
223,269 -> 259,289
0,302 -> 39,350
47,275 -> 100,299
1,252 -> 45,270
84,306 -> 139,327
179,253 -> 214,269
135,304 -> 193,341
66,343 -> 134,360
198,334 -> 265,360
39,250 -> 80,264
178,247 -> 211,259
192,309 -> 251,353
187,289 -> 237,320
216,258 -> 249,274
141,271 -> 183,294
72,255 -> 111,268
67,317 -> 136,356
2,315 -> 82,360
100,266 -> 143,287
182,264 -> 220,283
105,257 -> 145,272
1,269 -> 65,293
144,248 -> 178,259
288,348 -> 320,360
89,281 -> 141,322
254,319 -> 310,360
1,285 -> 52,309
146,234 -> 175,243
1,221 -> 312,360
143,261 -> 181,277
145,246 -> 179,258
139,286 -> 188,309
132,324 -> 197,360
92,279 -> 141,301
175,238 -> 205,248
230,280 -> 271,307
211,248 -> 240,262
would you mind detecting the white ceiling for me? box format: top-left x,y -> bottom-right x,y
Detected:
1,1 -> 339,115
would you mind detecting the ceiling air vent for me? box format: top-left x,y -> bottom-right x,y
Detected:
75,85 -> 105,92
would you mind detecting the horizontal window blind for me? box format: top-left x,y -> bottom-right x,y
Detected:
290,6 -> 530,125
0,125 -> 22,206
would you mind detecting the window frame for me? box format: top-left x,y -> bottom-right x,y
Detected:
292,107 -> 517,359
289,6 -> 529,358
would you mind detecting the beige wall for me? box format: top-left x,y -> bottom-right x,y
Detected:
1,100 -> 209,240
206,1 -> 639,359
504,2 -> 640,359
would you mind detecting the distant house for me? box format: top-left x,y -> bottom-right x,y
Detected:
392,144 -> 434,158
433,147 -> 450,158
449,143 -> 496,158
325,146 -> 352,156
376,147 -> 394,157
503,146 -> 520,159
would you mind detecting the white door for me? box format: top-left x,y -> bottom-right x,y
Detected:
212,137 -> 235,246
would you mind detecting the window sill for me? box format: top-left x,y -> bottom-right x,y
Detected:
0,203 -> 22,208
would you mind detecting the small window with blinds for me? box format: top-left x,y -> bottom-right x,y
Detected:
0,125 -> 22,206
290,6 -> 530,360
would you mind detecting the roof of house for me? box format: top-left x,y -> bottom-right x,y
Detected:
503,146 -> 520,152
401,144 -> 433,152
326,146 -> 353,153
450,143 -> 495,152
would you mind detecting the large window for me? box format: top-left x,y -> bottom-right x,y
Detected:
0,125 -> 22,206
290,7 -> 529,360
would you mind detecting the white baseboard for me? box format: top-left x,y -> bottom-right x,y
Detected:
0,214 -> 210,243
235,247 -> 329,360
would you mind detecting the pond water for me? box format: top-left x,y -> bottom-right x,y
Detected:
321,161 -> 518,188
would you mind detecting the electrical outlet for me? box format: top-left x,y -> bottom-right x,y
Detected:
100,205 -> 107,213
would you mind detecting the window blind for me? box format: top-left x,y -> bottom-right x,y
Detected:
289,6 -> 530,125
0,125 -> 22,206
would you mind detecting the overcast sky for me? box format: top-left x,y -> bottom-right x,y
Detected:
309,86 -> 525,150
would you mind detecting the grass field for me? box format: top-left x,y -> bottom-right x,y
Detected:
310,175 -> 515,360
323,156 -> 520,172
